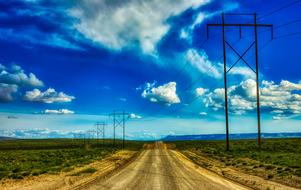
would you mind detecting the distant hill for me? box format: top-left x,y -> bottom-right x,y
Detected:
162,132 -> 301,141
0,136 -> 18,141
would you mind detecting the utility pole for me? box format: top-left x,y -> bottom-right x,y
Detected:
96,123 -> 99,145
221,13 -> 229,151
109,110 -> 129,148
113,110 -> 116,146
95,121 -> 107,147
207,13 -> 273,150
122,110 -> 125,149
86,129 -> 96,145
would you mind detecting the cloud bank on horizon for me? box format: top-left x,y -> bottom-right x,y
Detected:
0,0 -> 300,138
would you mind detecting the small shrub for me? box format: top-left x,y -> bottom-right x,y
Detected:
71,167 -> 97,176
267,174 -> 273,179
80,167 -> 97,174
265,165 -> 274,169
10,173 -> 23,179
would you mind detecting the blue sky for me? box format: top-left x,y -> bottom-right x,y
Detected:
0,0 -> 301,140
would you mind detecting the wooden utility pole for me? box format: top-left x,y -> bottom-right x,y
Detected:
207,13 -> 273,150
109,110 -> 129,148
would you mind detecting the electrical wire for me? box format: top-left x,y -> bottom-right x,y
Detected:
258,0 -> 301,20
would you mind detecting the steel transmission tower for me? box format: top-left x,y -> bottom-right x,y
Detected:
207,13 -> 273,150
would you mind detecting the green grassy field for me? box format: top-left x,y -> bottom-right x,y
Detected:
171,138 -> 301,187
0,139 -> 143,180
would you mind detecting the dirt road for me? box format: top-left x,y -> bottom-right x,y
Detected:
77,142 -> 248,190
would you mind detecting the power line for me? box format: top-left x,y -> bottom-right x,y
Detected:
274,17 -> 301,29
274,30 -> 301,39
244,16 -> 301,39
258,0 -> 301,20
172,39 -> 208,79
162,39 -> 242,117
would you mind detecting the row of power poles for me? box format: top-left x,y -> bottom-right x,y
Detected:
72,110 -> 129,149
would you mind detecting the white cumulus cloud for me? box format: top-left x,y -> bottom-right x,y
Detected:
203,79 -> 301,115
0,83 -> 18,102
141,81 -> 180,105
0,64 -> 43,87
129,113 -> 142,119
199,112 -> 207,116
195,87 -> 208,96
24,88 -> 75,103
69,0 -> 209,53
42,109 -> 75,114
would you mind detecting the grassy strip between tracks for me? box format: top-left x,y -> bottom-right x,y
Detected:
169,138 -> 301,189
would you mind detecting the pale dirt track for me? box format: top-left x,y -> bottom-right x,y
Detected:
77,142 -> 249,190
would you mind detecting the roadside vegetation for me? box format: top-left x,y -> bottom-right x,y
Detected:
0,139 -> 143,180
170,138 -> 301,188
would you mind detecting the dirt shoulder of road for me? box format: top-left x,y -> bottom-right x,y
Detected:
170,150 -> 250,190
180,150 -> 298,190
0,150 -> 139,190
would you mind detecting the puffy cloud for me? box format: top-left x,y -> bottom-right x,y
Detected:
204,88 -> 225,110
203,79 -> 301,116
195,87 -> 208,96
129,113 -> 142,119
272,115 -> 288,120
24,88 -> 75,103
230,79 -> 257,100
42,109 -> 75,114
203,80 -> 258,114
229,95 -> 255,114
199,112 -> 207,116
277,80 -> 301,91
69,0 -> 209,53
271,110 -> 284,114
141,82 -> 180,105
0,83 -> 18,102
0,64 -> 43,87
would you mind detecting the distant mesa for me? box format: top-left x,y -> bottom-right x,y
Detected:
7,115 -> 18,119
161,132 -> 301,141
0,136 -> 18,141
